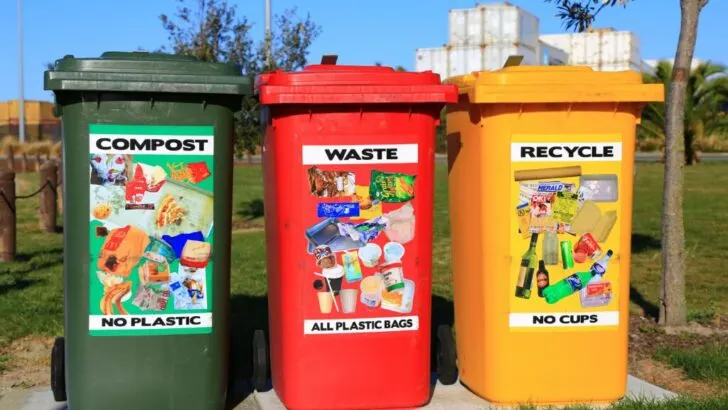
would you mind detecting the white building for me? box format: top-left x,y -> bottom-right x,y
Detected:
415,2 -> 657,79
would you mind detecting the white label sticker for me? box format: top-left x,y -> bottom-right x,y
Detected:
302,144 -> 418,165
511,143 -> 622,162
89,313 -> 213,330
89,134 -> 214,155
509,311 -> 619,328
304,315 -> 419,334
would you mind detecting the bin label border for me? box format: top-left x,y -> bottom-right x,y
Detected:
511,142 -> 622,162
89,124 -> 215,156
304,316 -> 420,335
89,313 -> 213,331
302,144 -> 418,165
88,123 -> 216,337
509,133 -> 623,332
509,311 -> 619,328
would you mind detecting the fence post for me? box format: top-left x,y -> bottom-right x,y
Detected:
4,145 -> 15,171
39,162 -> 58,233
21,153 -> 29,173
0,170 -> 16,261
57,160 -> 63,214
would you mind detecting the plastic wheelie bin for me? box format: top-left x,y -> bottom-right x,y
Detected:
444,65 -> 664,406
44,51 -> 251,409
254,57 -> 458,409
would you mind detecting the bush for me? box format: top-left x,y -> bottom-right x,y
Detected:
52,142 -> 62,157
1,135 -> 19,151
636,138 -> 663,152
696,136 -> 728,153
21,141 -> 53,156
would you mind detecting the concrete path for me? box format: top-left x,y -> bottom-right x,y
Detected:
0,374 -> 677,410
625,375 -> 678,401
253,375 -> 677,410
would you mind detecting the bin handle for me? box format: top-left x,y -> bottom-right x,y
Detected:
502,55 -> 524,68
320,55 -> 338,65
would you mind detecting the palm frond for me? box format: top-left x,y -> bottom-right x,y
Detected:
637,120 -> 666,140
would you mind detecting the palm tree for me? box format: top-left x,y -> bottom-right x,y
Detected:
639,60 -> 728,165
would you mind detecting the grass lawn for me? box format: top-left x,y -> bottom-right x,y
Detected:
1,162 -> 728,407
630,162 -> 728,320
554,395 -> 728,410
654,344 -> 728,389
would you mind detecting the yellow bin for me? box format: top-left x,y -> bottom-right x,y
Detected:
445,66 -> 663,406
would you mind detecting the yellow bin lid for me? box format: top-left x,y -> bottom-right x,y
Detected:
445,66 -> 664,104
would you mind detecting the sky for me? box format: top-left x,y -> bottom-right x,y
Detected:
1,0 -> 726,102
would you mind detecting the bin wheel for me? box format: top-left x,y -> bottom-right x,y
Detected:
252,329 -> 268,392
436,325 -> 458,385
51,337 -> 67,402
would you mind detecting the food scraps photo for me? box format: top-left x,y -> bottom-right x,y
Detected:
305,166 -> 418,325
88,146 -> 215,336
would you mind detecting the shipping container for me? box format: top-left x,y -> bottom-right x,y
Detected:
0,103 -> 8,127
415,47 -> 450,78
0,100 -> 57,124
0,100 -> 60,141
641,60 -> 657,77
448,3 -> 539,50
537,33 -> 572,57
539,30 -> 640,69
601,31 -> 640,67
415,44 -> 538,80
538,41 -> 568,66
598,62 -> 642,72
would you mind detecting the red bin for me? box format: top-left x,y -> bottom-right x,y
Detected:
255,59 -> 457,409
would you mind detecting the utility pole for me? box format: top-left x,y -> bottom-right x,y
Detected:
17,0 -> 26,143
264,0 -> 272,69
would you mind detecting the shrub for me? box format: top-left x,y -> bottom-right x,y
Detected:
1,135 -> 19,151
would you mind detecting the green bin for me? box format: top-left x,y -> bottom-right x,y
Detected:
44,51 -> 252,409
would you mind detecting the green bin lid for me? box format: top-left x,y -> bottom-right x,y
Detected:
44,51 -> 252,95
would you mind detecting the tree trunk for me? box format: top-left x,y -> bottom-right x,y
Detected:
685,133 -> 694,165
659,0 -> 707,327
684,131 -> 701,165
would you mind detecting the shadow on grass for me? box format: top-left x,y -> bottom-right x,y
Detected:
631,233 -> 661,254
0,278 -> 43,296
630,286 -> 659,320
0,248 -> 63,296
236,199 -> 265,221
13,247 -> 64,263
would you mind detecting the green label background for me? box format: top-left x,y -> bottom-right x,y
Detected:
88,124 -> 214,336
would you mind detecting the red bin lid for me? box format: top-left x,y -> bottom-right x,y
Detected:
256,58 -> 458,105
